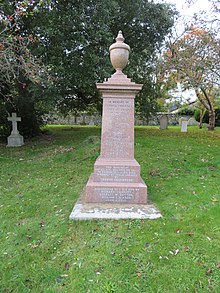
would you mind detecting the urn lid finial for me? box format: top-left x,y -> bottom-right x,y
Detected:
116,30 -> 124,42
109,30 -> 130,73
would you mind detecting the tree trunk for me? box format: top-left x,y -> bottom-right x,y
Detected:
196,88 -> 215,131
208,109 -> 215,131
199,114 -> 203,129
199,109 -> 206,129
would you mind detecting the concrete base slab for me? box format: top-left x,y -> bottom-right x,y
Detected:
69,195 -> 162,220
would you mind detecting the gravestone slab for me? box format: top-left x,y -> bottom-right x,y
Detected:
181,120 -> 188,132
187,117 -> 199,126
179,117 -> 185,126
160,115 -> 168,130
7,113 -> 24,147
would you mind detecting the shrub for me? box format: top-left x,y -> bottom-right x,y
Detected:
215,108 -> 220,127
178,107 -> 195,116
194,108 -> 220,126
0,102 -> 11,137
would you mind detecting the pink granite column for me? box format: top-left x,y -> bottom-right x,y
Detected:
85,31 -> 147,204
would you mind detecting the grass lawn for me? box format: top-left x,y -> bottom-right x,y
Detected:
0,125 -> 220,293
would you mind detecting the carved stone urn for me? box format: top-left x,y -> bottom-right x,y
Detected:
109,31 -> 130,74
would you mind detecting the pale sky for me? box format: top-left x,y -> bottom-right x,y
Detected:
157,0 -> 217,103
157,0 -> 213,103
164,0 -> 211,16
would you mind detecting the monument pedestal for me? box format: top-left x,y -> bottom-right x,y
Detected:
86,158 -> 147,204
84,71 -> 147,205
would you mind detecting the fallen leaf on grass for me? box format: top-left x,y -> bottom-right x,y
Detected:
208,166 -> 216,171
55,277 -> 61,284
60,274 -> 68,278
211,198 -> 218,202
137,272 -> 141,278
65,263 -> 69,270
169,249 -> 180,256
184,247 -> 190,252
149,169 -> 160,176
28,240 -> 42,249
208,278 -> 213,290
54,146 -> 75,154
17,219 -> 28,226
55,274 -> 68,283
174,249 -> 179,255
206,268 -> 212,275
30,244 -> 39,249
216,263 -> 220,269
39,221 -> 45,228
186,232 -> 194,237
180,205 -> 187,209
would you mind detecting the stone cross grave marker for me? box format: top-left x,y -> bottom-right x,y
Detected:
8,113 -> 20,134
7,113 -> 24,147
160,115 -> 168,130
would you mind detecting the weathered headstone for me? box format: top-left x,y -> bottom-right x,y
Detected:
179,117 -> 183,126
89,117 -> 95,125
70,31 -> 161,219
187,117 -> 198,126
181,119 -> 188,132
160,115 -> 168,130
7,113 -> 24,147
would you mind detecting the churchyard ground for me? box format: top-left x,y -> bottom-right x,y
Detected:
0,125 -> 220,292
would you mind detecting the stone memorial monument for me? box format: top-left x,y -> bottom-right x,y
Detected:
85,31 -> 147,205
160,115 -> 168,130
70,31 -> 161,219
7,113 -> 24,147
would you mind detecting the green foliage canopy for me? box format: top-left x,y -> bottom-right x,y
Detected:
0,0 -> 176,137
27,0 -> 176,114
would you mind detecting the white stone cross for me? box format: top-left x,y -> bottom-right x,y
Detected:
7,113 -> 21,134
